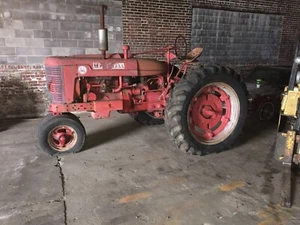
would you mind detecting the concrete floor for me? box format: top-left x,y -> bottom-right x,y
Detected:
1,113 -> 300,225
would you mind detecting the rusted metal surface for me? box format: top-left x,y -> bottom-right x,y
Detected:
281,130 -> 295,208
99,5 -> 108,58
184,47 -> 203,62
283,130 -> 295,164
282,91 -> 300,116
99,5 -> 106,29
282,167 -> 292,208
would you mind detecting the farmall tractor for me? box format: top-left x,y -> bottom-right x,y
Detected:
37,6 -> 248,155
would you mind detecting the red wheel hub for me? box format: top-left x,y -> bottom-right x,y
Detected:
48,126 -> 77,151
188,85 -> 231,142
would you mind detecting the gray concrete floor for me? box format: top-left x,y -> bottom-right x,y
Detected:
1,113 -> 300,225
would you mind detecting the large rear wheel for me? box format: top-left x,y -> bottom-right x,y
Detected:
165,66 -> 248,155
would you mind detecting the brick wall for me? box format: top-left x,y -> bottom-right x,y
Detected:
0,0 -> 122,118
123,0 -> 300,65
0,65 -> 47,118
122,0 -> 191,59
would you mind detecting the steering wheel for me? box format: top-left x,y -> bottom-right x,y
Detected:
174,35 -> 187,60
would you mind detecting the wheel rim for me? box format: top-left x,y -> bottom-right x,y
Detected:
48,125 -> 78,152
188,82 -> 240,145
259,102 -> 275,121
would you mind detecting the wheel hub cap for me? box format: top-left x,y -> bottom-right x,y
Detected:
48,126 -> 77,151
200,105 -> 216,119
188,85 -> 232,142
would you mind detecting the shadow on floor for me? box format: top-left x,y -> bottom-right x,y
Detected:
82,120 -> 144,151
240,116 -> 282,203
235,116 -> 277,148
0,119 -> 24,133
0,78 -> 45,120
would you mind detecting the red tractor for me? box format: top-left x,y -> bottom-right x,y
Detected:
37,6 -> 248,155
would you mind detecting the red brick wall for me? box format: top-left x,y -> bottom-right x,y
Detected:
122,0 -> 192,59
0,65 -> 47,118
123,0 -> 300,65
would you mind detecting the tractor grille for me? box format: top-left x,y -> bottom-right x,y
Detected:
45,66 -> 65,103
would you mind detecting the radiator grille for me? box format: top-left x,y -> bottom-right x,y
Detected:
46,66 -> 65,103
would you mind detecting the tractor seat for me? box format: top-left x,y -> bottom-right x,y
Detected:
184,47 -> 203,62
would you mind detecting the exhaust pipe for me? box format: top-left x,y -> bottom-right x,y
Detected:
99,5 -> 108,59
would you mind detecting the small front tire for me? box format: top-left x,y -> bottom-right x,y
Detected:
37,115 -> 86,155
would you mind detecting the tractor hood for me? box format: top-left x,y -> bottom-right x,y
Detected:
44,54 -> 168,77
44,53 -> 124,66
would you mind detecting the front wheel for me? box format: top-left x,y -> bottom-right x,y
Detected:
165,66 -> 248,155
37,114 -> 86,155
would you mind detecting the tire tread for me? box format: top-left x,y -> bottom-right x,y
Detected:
165,65 -> 248,155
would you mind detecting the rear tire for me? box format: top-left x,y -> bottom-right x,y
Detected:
37,115 -> 86,155
130,112 -> 164,125
165,66 -> 248,155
